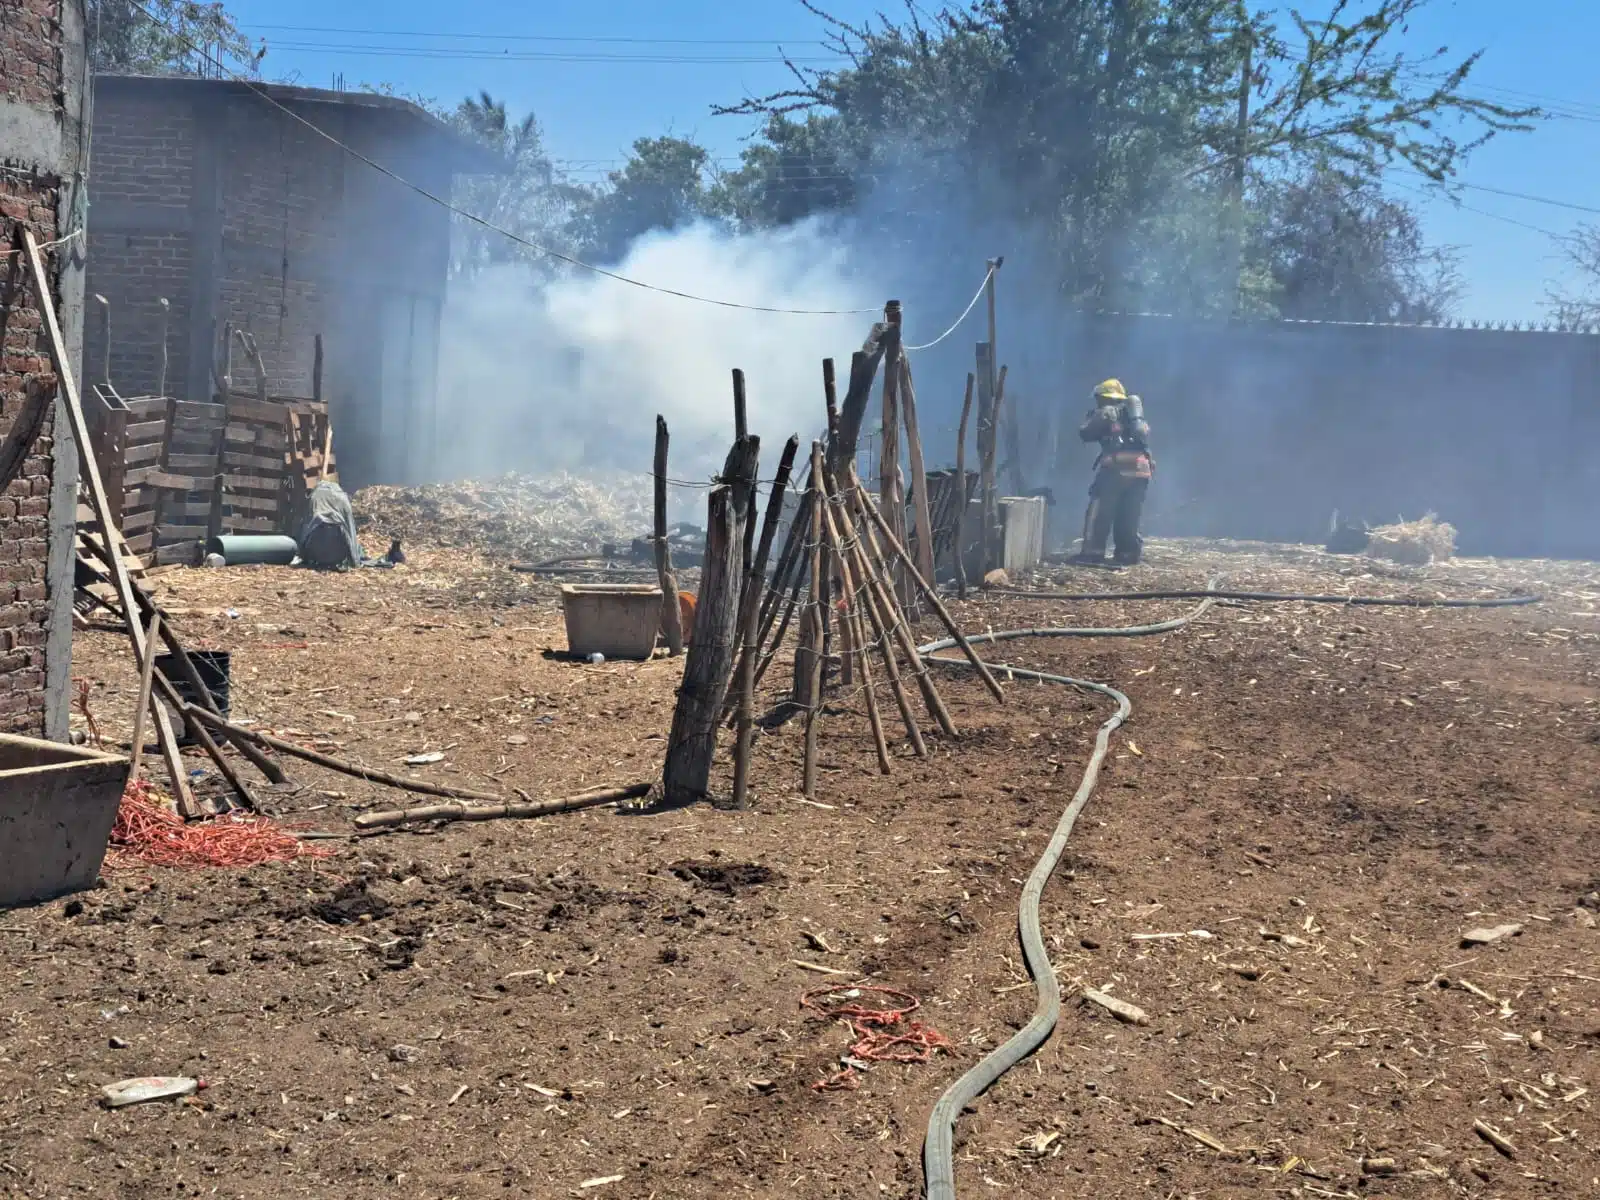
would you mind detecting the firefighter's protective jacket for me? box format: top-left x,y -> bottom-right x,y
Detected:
1079,405 -> 1152,479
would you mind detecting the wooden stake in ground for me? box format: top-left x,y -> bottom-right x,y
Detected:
879,303 -> 907,600
19,230 -> 197,818
822,463 -> 926,757
126,609 -> 162,782
850,464 -> 1005,703
653,416 -> 684,655
355,784 -> 651,830
801,443 -> 826,797
899,356 -> 937,589
817,471 -> 892,774
975,340 -> 996,572
731,434 -> 796,807
954,372 -> 974,599
844,473 -> 958,738
723,434 -> 799,725
660,435 -> 759,809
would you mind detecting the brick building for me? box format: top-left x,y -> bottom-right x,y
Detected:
0,0 -> 88,738
85,76 -> 496,488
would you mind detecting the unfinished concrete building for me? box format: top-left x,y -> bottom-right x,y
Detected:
0,0 -> 88,737
85,76 -> 496,488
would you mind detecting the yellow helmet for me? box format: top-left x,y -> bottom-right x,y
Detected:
1093,378 -> 1128,403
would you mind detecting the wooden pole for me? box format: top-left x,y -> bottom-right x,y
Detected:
731,435 -> 796,805
127,609 -> 162,782
823,464 -> 926,757
850,463 -> 1006,703
156,671 -> 260,812
732,368 -> 748,441
844,472 -> 958,738
986,256 -> 1024,495
985,364 -> 1010,570
801,443 -> 826,797
660,435 -> 759,809
20,230 -> 197,817
94,294 -> 111,389
155,298 -> 170,398
879,302 -> 906,601
355,784 -> 652,830
819,489 -> 892,774
975,341 -> 997,573
78,529 -> 287,784
186,706 -> 507,803
653,415 -> 684,656
954,373 -> 974,600
312,333 -> 325,405
900,356 -> 936,587
724,434 -> 799,724
823,358 -> 840,441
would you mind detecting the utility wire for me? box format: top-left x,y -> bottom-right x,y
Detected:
127,1 -> 877,317
903,265 -> 994,351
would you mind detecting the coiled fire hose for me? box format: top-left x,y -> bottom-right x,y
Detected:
915,583 -> 1542,1200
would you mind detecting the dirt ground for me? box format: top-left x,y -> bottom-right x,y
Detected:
3,536 -> 1597,1199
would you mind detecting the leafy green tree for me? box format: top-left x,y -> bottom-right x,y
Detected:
1246,164 -> 1462,321
1546,225 -> 1600,328
445,92 -> 588,280
88,0 -> 261,76
718,0 -> 1535,315
570,136 -> 727,264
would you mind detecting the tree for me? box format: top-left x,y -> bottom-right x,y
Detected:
718,0 -> 1535,314
719,113 -> 860,229
88,0 -> 261,76
1248,165 -> 1462,322
446,92 -> 588,280
1546,226 -> 1600,328
571,136 -> 727,264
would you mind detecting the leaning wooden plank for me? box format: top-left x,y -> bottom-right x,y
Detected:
186,707 -> 506,803
19,229 -> 198,818
145,470 -> 214,492
221,492 -> 281,514
222,450 -> 288,472
354,784 -> 652,830
223,396 -> 289,425
850,463 -> 1005,703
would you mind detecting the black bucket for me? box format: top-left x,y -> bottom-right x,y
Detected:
155,651 -> 230,744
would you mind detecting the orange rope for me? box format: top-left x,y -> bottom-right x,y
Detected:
802,985 -> 953,1090
108,780 -> 330,870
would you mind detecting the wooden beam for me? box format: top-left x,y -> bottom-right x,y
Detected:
20,230 -> 199,817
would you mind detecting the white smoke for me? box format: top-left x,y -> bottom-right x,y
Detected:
436,219 -> 876,496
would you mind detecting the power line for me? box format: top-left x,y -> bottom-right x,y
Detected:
1386,179 -> 1570,241
245,24 -> 828,46
267,41 -> 845,65
126,1 -> 878,317
1392,169 -> 1600,217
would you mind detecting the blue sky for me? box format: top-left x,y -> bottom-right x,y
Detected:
225,0 -> 1599,320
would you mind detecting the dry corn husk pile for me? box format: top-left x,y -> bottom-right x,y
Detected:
1365,513 -> 1457,565
355,472 -> 654,562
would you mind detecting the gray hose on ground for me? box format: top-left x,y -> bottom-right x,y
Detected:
915,594 -> 1217,1200
916,580 -> 1543,1199
991,586 -> 1541,608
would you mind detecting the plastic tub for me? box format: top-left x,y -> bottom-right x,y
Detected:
560,583 -> 662,660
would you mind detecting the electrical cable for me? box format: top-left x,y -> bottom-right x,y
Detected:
903,265 -> 995,351
915,579 -> 1544,1199
126,0 -> 877,317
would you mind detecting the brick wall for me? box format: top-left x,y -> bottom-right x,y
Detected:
0,0 -> 74,735
215,97 -> 345,396
83,93 -> 194,398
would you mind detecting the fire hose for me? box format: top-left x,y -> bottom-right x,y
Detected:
915,583 -> 1542,1200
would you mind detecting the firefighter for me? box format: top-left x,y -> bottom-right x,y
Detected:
1074,378 -> 1152,566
